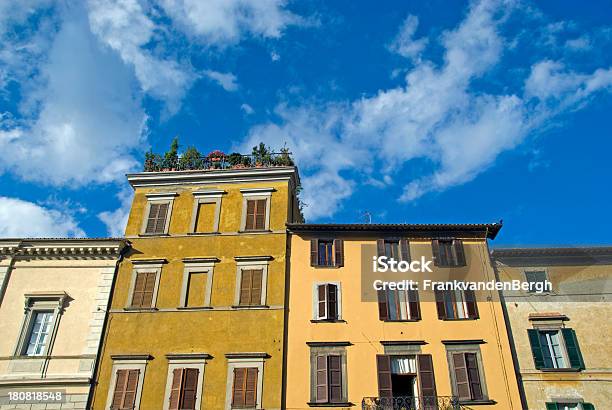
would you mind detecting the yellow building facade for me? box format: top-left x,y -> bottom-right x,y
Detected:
90,166 -> 301,410
493,247 -> 611,410
285,223 -> 522,410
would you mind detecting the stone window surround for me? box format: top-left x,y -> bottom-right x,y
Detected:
233,257 -> 271,307
312,281 -> 342,320
444,342 -> 490,402
529,318 -> 572,369
523,267 -> 552,294
105,354 -> 151,410
239,188 -> 274,232
13,292 -> 68,357
224,353 -> 267,410
140,193 -> 178,235
307,343 -> 350,404
162,353 -> 211,410
126,259 -> 166,309
179,258 -> 218,308
189,190 -> 226,234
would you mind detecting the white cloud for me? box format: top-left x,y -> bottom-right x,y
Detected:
204,70 -> 238,91
240,103 -> 255,115
158,0 -> 301,46
389,15 -> 428,61
565,36 -> 591,50
270,51 -> 280,61
98,186 -> 133,236
244,0 -> 612,220
0,196 -> 85,237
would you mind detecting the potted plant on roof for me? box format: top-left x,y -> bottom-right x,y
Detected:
206,150 -> 226,169
178,146 -> 203,170
252,142 -> 272,167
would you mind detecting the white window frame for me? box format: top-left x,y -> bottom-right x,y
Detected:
224,355 -> 266,410
140,193 -> 177,235
162,354 -> 209,410
538,329 -> 570,369
233,257 -> 270,307
239,188 -> 274,232
524,268 -> 551,293
14,293 -> 68,357
180,259 -> 216,308
312,282 -> 342,320
105,356 -> 149,410
190,190 -> 225,233
127,260 -> 165,309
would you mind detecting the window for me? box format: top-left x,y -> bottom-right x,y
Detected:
314,283 -> 341,320
525,270 -> 548,293
528,328 -> 584,370
231,367 -> 258,408
128,260 -> 164,309
377,289 -> 420,321
310,239 -> 344,267
131,271 -> 157,308
16,293 -> 66,357
376,354 -> 436,403
163,354 -> 207,410
111,369 -> 140,410
180,259 -> 216,308
239,269 -> 263,306
309,345 -> 348,404
190,190 -> 224,233
435,289 -> 478,320
240,188 -> 273,232
451,352 -> 483,401
376,239 -> 410,261
432,239 -> 466,267
106,356 -> 149,410
141,193 -> 176,235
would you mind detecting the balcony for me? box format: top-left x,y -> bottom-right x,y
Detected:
362,396 -> 472,410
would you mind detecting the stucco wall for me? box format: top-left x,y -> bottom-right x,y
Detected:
286,235 -> 522,409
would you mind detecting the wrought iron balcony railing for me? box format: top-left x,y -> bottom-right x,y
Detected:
362,396 -> 470,410
143,152 -> 294,172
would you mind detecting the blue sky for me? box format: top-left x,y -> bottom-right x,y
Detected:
0,0 -> 611,246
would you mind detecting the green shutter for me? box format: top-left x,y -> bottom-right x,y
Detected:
527,329 -> 545,369
582,403 -> 595,410
562,328 -> 585,370
545,404 -> 558,410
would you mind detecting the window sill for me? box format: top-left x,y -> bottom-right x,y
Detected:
440,318 -> 479,321
540,367 -> 582,372
459,399 -> 496,405
138,233 -> 170,237
123,307 -> 158,312
382,319 -> 420,322
312,265 -> 341,269
187,231 -> 220,235
239,229 -> 272,234
307,402 -> 354,407
311,319 -> 346,323
231,305 -> 270,309
177,306 -> 213,310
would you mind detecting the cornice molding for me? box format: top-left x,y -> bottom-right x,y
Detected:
0,239 -> 128,259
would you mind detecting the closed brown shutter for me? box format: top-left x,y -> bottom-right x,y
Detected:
376,355 -> 393,397
245,368 -> 258,407
111,369 -> 128,409
131,272 -> 156,308
317,285 -> 327,319
400,239 -> 411,262
315,355 -> 328,402
452,353 -> 470,400
453,239 -> 466,266
116,369 -> 139,410
417,354 -> 437,399
465,289 -> 479,319
232,368 -> 246,407
407,289 -> 421,320
145,203 -> 159,233
239,269 -> 253,305
434,289 -> 447,320
328,355 -> 342,402
377,289 -> 388,321
146,202 -> 169,234
245,200 -> 256,230
168,368 -> 182,410
376,239 -> 385,257
465,353 -> 482,400
431,240 -> 441,266
328,284 -> 338,319
254,199 -> 266,230
250,269 -> 263,305
181,368 -> 199,409
311,239 -> 319,266
334,239 -> 344,267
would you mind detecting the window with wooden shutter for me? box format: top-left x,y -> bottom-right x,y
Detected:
378,289 -> 420,321
111,369 -> 139,410
561,328 -> 585,370
333,239 -> 344,267
145,202 -> 170,234
314,355 -> 343,403
451,352 -> 484,401
239,269 -> 263,306
316,284 -> 339,320
168,368 -> 199,410
432,239 -> 466,267
310,239 -> 318,266
232,367 -> 258,408
318,240 -> 334,266
435,289 -> 475,320
131,271 -> 157,308
527,329 -> 546,369
376,355 -> 393,397
245,199 -> 267,231
417,354 -> 437,400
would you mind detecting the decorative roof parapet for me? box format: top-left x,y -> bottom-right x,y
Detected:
0,238 -> 129,259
